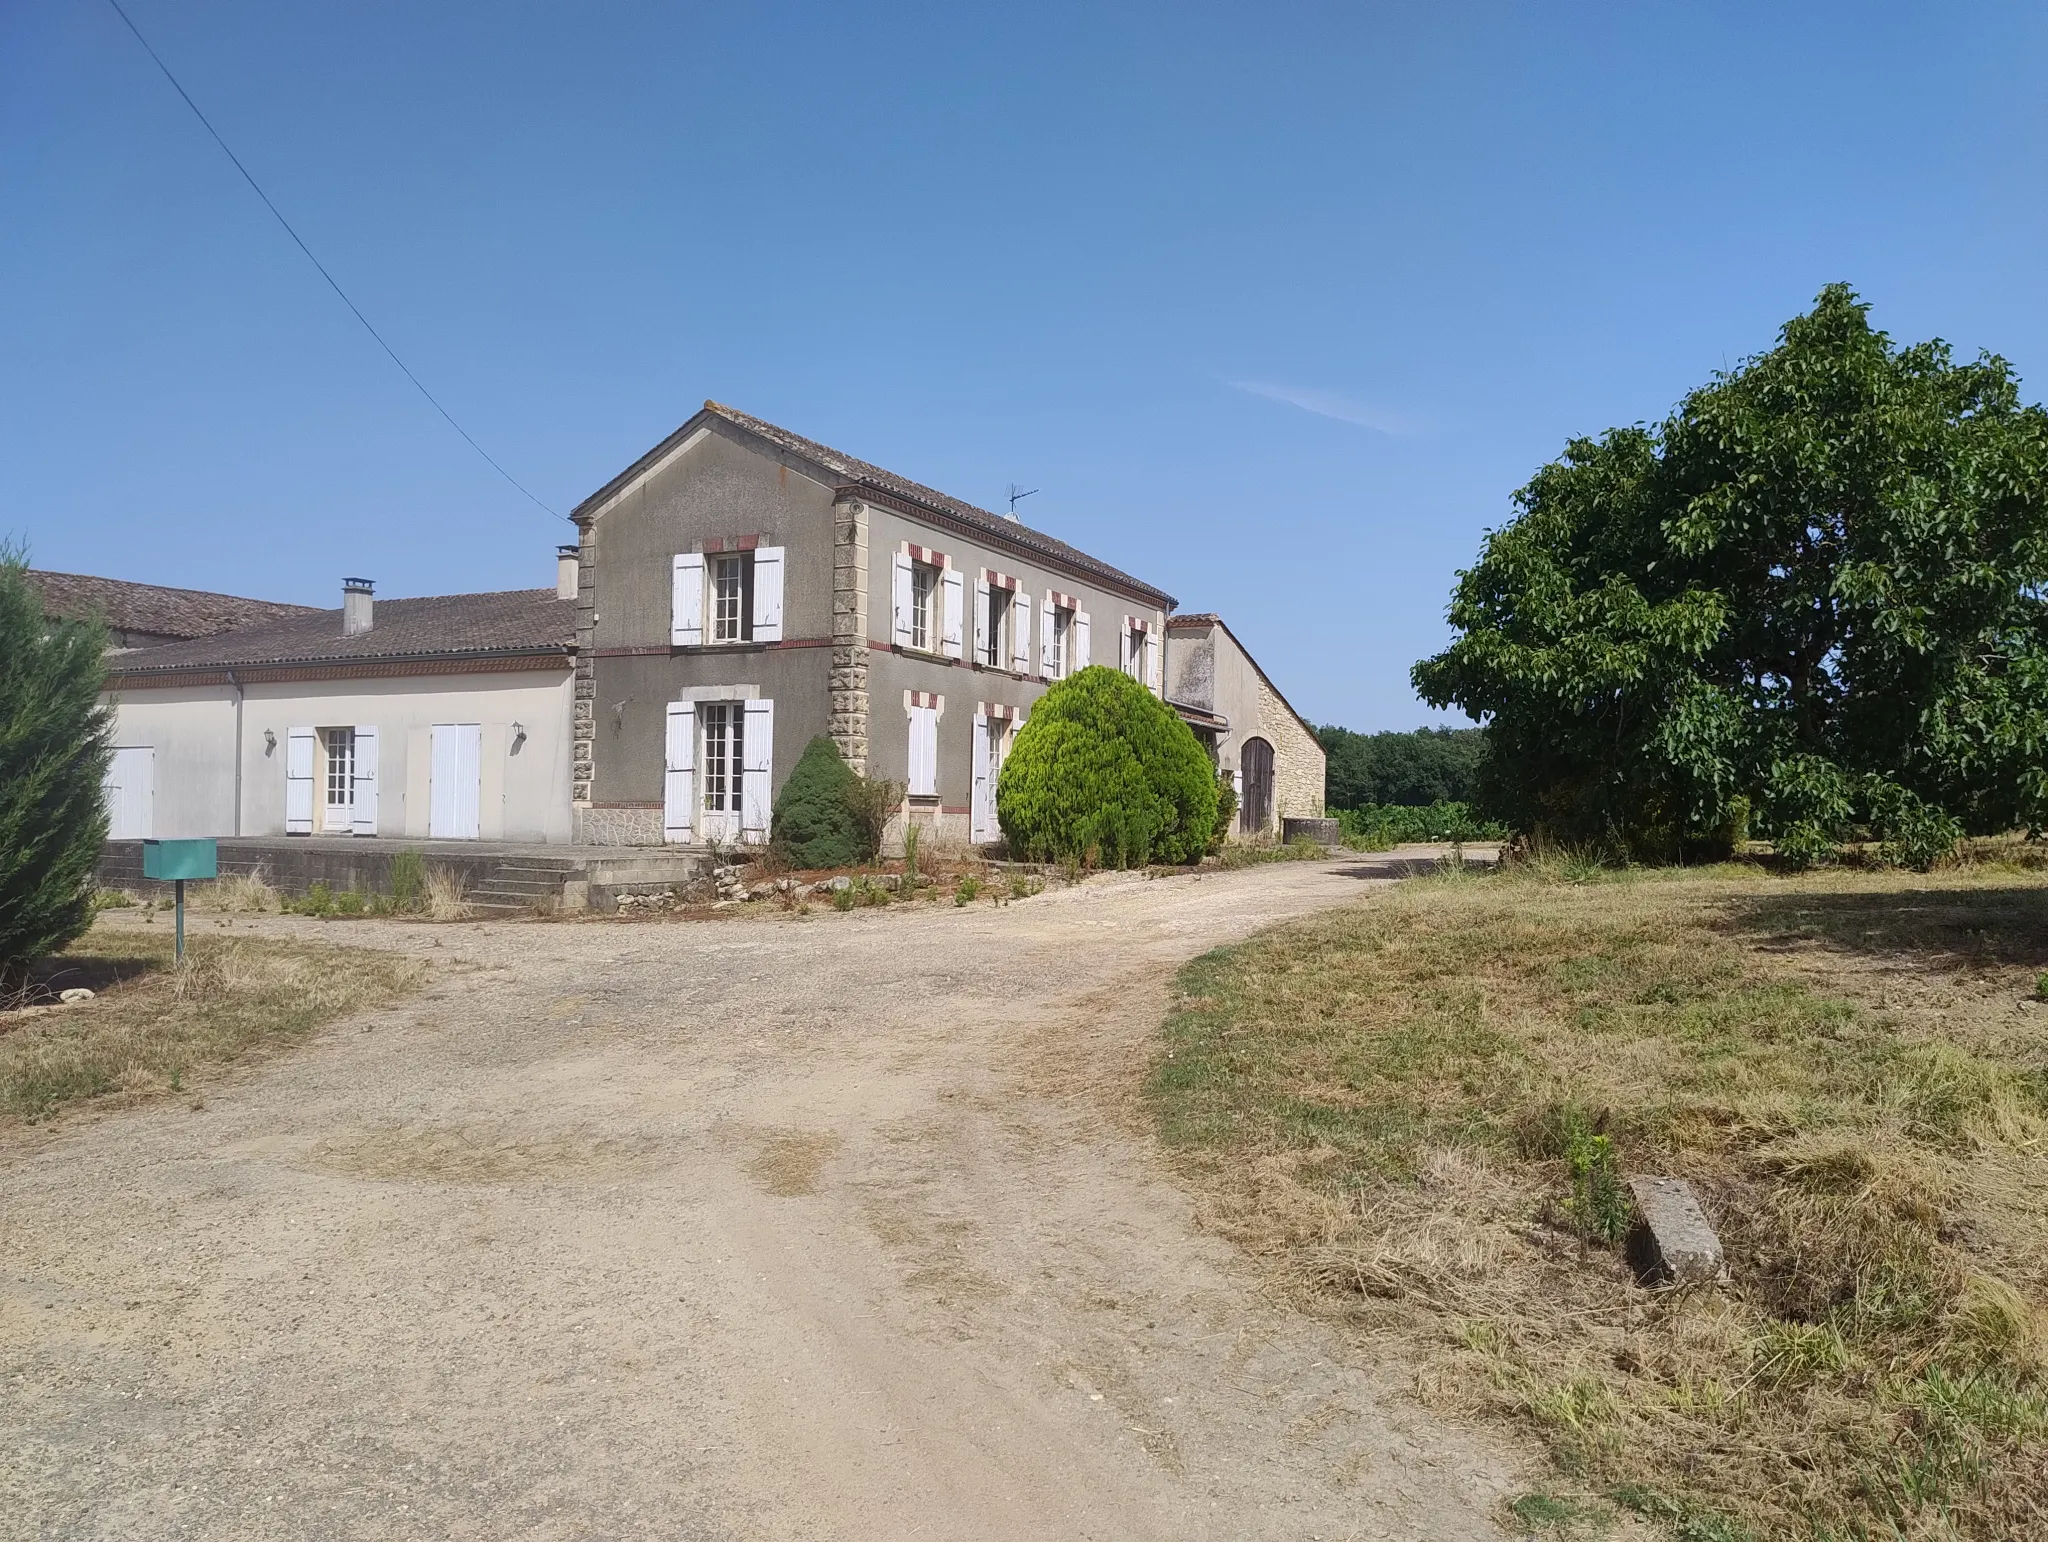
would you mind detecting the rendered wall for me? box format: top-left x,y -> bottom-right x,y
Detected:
106,670 -> 574,842
104,685 -> 239,838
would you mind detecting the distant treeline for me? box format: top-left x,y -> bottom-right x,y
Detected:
1315,725 -> 1487,810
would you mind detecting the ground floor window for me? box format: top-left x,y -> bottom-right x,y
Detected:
701,701 -> 745,813
322,727 -> 356,830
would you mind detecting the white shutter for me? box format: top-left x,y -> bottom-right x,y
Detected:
1076,611 -> 1091,668
909,705 -> 939,797
1012,593 -> 1033,675
892,553 -> 913,646
751,546 -> 784,642
1040,592 -> 1056,676
672,553 -> 704,646
970,711 -> 991,842
973,576 -> 990,665
351,725 -> 379,836
285,726 -> 315,834
1145,631 -> 1161,694
663,702 -> 695,842
940,567 -> 964,659
742,698 -> 774,842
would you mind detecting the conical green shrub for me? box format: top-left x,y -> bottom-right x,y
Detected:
770,735 -> 870,869
2,548 -> 113,980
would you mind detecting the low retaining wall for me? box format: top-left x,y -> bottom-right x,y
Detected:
97,839 -> 506,900
1282,817 -> 1343,846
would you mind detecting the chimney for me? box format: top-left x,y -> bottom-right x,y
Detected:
342,577 -> 374,636
556,544 -> 580,601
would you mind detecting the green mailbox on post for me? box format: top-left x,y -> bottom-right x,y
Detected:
141,839 -> 218,882
142,839 -> 217,960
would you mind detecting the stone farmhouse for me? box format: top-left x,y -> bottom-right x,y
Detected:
58,405 -> 1323,865
567,403 -> 1178,848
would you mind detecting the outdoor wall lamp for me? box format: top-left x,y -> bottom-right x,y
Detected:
263,729 -> 276,755
510,721 -> 527,753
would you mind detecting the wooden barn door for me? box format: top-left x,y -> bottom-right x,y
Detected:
1240,737 -> 1274,834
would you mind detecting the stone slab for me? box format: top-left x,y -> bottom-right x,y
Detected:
1624,1176 -> 1725,1287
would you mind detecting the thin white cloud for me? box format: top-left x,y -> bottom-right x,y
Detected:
1228,379 -> 1421,436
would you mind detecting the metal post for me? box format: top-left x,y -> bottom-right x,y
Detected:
175,878 -> 185,962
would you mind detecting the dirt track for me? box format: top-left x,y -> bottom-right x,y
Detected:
3,856 -> 1529,1540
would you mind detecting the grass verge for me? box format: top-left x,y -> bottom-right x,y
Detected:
1,927 -> 426,1127
1149,865 -> 2048,1541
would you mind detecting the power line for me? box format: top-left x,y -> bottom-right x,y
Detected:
103,0 -> 563,522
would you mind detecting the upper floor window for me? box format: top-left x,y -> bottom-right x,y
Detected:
1048,605 -> 1072,677
910,560 -> 940,652
712,553 -> 755,642
982,585 -> 1013,668
1125,622 -> 1148,680
670,544 -> 784,648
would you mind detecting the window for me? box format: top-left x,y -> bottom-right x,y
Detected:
910,561 -> 940,652
907,698 -> 939,797
982,586 -> 1012,668
712,554 -> 754,643
323,727 -> 356,826
701,702 -> 746,813
1049,606 -> 1072,678
1125,623 -> 1148,680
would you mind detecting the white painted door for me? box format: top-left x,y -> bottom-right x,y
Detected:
429,723 -> 482,839
698,703 -> 745,845
104,747 -> 154,839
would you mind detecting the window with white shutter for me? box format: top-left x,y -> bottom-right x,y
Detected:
970,708 -> 991,842
663,702 -> 695,842
907,697 -> 940,797
940,567 -> 964,658
1040,591 -> 1057,676
892,553 -> 914,647
1075,611 -> 1091,668
751,546 -> 783,642
672,553 -> 705,646
1012,592 -> 1033,675
974,574 -> 991,664
285,726 -> 315,834
742,698 -> 774,842
351,725 -> 379,836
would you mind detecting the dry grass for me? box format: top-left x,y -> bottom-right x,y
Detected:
747,1127 -> 841,1196
0,928 -> 426,1128
189,868 -> 282,912
425,865 -> 469,920
1149,865 -> 2048,1541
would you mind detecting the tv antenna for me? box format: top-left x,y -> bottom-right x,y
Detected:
1007,484 -> 1039,519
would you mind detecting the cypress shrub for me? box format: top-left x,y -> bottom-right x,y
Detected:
770,735 -> 870,868
1,548 -> 113,980
996,665 -> 1218,867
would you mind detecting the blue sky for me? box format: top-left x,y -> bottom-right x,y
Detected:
4,2 -> 2044,730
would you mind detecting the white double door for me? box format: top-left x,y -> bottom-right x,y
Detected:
664,698 -> 773,845
969,713 -> 1011,844
429,723 -> 483,839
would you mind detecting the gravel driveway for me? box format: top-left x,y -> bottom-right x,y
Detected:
3,855 -> 1527,1541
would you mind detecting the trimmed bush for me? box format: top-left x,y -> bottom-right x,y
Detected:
996,666 -> 1218,867
1,547 -> 113,980
770,735 -> 870,869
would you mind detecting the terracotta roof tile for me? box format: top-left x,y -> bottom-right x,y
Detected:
105,588 -> 574,675
29,570 -> 318,640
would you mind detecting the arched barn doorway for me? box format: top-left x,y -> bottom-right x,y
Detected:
1239,736 -> 1274,834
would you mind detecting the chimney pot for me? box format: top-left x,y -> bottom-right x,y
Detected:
556,545 -> 580,601
342,578 -> 374,636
